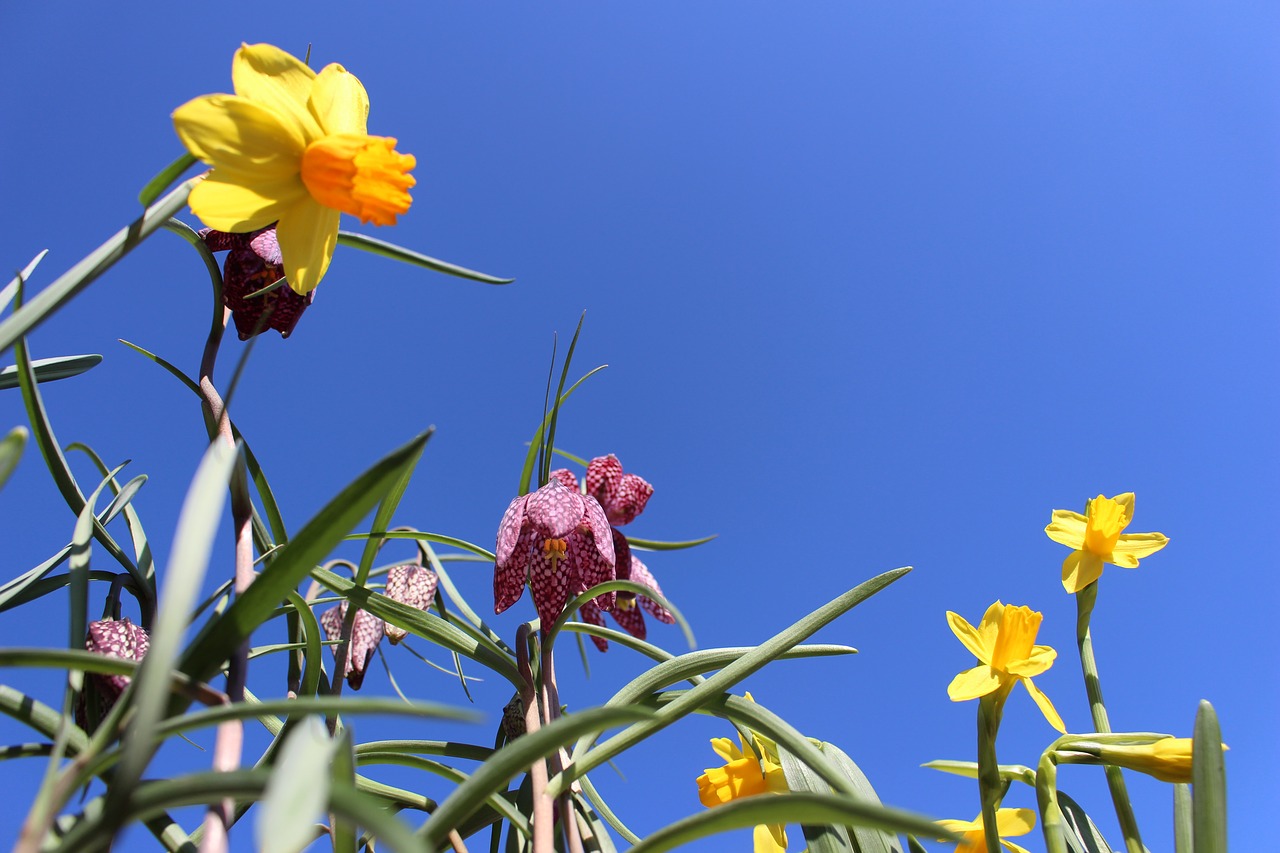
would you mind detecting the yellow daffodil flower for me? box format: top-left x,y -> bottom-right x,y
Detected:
1095,737 -> 1198,783
936,808 -> 1036,853
173,43 -> 415,294
695,694 -> 789,852
947,601 -> 1066,733
1045,493 -> 1169,593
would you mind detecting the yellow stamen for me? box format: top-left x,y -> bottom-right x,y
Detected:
300,134 -> 416,225
541,538 -> 568,566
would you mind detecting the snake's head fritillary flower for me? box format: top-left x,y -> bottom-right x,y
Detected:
696,694 -> 789,853
494,478 -> 617,630
77,618 -> 149,729
1045,492 -> 1169,593
320,602 -> 385,690
579,531 -> 675,651
173,43 -> 416,294
585,455 -> 653,526
936,808 -> 1036,853
946,601 -> 1066,733
382,563 -> 439,644
201,226 -> 313,339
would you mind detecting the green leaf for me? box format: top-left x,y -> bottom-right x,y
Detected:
0,178 -> 196,354
258,717 -> 334,853
0,425 -> 27,490
178,430 -> 433,691
1056,791 -> 1114,853
545,579 -> 697,654
0,353 -> 102,390
336,230 -> 513,284
817,742 -> 903,853
1,250 -> 48,316
138,152 -> 198,206
776,745 -> 854,853
331,726 -> 359,853
1192,700 -> 1226,853
625,534 -> 718,551
516,365 -> 608,496
418,706 -> 653,850
625,793 -> 947,853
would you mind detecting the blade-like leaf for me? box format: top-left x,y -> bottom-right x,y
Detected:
138,152 -> 198,206
516,365 -> 608,496
0,425 -> 27,490
0,353 -> 102,390
626,534 -> 718,552
1056,791 -> 1114,853
337,230 -> 513,284
258,717 -> 334,853
1192,700 -> 1226,853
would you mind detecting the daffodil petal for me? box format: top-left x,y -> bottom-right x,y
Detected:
1112,532 -> 1169,565
948,665 -> 1002,701
173,95 -> 305,177
309,63 -> 370,136
946,611 -> 990,663
995,808 -> 1036,837
1021,676 -> 1066,733
1111,492 -> 1136,528
232,43 -> 322,142
1062,550 -> 1104,593
753,822 -> 787,853
710,737 -> 743,763
276,200 -> 340,293
1045,511 -> 1087,548
1006,643 -> 1057,678
936,818 -> 979,834
188,172 -> 305,232
1000,841 -> 1033,853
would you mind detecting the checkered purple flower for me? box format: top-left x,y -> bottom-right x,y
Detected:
77,617 -> 149,728
494,478 -> 617,630
201,226 -> 314,340
585,454 -> 653,526
383,563 -> 439,644
579,540 -> 674,651
321,602 -> 384,690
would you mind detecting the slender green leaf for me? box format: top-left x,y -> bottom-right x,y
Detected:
337,230 -> 513,284
627,793 -> 947,853
331,726 -> 359,853
258,717 -> 334,853
516,365 -> 609,496
1,251 -> 48,315
546,579 -> 696,654
138,152 -> 198,206
626,534 -> 718,552
1192,700 -> 1226,853
0,353 -> 102,390
579,772 -> 641,845
1056,791 -> 1113,853
346,529 -> 494,560
818,742 -> 903,853
0,425 -> 27,490
0,178 -> 196,353
541,313 -> 587,486
178,431 -> 432,690
777,744 -> 855,853
1173,783 -> 1192,853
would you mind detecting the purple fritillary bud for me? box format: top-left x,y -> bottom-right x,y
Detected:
524,479 -> 587,539
502,694 -> 526,740
320,602 -> 385,690
548,468 -> 579,491
384,564 -> 438,644
77,617 -> 150,730
200,226 -> 313,341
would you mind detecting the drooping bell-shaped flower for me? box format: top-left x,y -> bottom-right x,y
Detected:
77,618 -> 150,729
494,478 -> 616,630
383,563 -> 439,644
320,602 -> 385,690
585,454 -> 653,526
201,226 -> 313,340
579,531 -> 674,651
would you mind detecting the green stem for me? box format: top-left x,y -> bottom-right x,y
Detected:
976,693 -> 1007,853
1075,583 -> 1144,853
1036,743 -> 1069,853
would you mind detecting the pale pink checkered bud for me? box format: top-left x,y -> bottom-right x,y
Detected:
383,563 -> 439,644
77,618 -> 150,729
321,602 -> 385,690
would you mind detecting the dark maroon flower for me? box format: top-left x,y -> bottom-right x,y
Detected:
494,478 -> 616,629
321,602 -> 385,690
585,454 -> 653,526
579,551 -> 674,651
383,563 -> 439,644
201,226 -> 313,340
77,617 -> 149,728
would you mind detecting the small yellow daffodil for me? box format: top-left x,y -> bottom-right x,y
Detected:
1094,737 -> 1199,783
173,44 -> 415,294
695,694 -> 789,853
1045,493 -> 1169,593
947,602 -> 1066,733
936,808 -> 1036,853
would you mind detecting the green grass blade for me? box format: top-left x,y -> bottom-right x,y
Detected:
336,231 -> 514,284
546,579 -> 696,654
626,534 -> 718,551
1192,700 -> 1226,853
138,152 -> 198,206
1056,791 -> 1114,853
1,251 -> 48,316
1174,784 -> 1192,853
346,529 -> 494,560
0,353 -> 102,390
516,365 -> 609,496
818,741 -> 904,853
178,430 -> 432,690
258,717 -> 335,853
0,425 -> 27,490
541,313 -> 587,486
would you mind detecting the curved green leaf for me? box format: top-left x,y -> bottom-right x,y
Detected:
1,250 -> 48,315
258,717 -> 334,853
626,534 -> 718,552
0,354 -> 102,390
337,230 -> 513,284
138,152 -> 198,206
1192,700 -> 1226,853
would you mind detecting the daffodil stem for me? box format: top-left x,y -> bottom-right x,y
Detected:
1036,743 -> 1070,853
1075,583 -> 1144,853
976,694 -> 1006,853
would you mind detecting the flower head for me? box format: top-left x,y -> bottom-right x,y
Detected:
947,601 -> 1066,733
584,454 -> 653,526
696,694 -> 790,853
173,43 -> 416,294
201,226 -> 313,339
936,808 -> 1036,853
494,478 -> 616,629
579,533 -> 674,651
320,602 -> 385,690
1045,492 -> 1169,593
1094,737 -> 1197,783
382,563 -> 439,644
77,618 -> 150,730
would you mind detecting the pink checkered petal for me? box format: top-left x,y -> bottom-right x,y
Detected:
607,473 -> 654,526
631,556 -> 675,624
320,603 -> 385,690
385,564 -> 439,643
525,479 -> 586,539
85,618 -> 150,699
578,601 -> 609,652
575,537 -> 616,612
548,468 -> 579,491
611,601 -> 648,640
581,495 -> 616,568
585,455 -> 622,506
528,547 -> 573,629
495,528 -> 535,614
611,529 -> 633,581
495,494 -> 530,567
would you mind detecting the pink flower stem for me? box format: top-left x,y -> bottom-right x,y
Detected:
517,625 -> 555,853
539,640 -> 584,853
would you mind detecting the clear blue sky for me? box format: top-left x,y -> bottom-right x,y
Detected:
2,2 -> 1276,850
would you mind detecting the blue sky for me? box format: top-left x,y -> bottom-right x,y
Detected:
2,2 -> 1276,850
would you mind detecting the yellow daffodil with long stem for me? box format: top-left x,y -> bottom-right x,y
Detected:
936,808 -> 1037,853
1046,492 -> 1168,853
696,695 -> 790,853
173,43 -> 415,294
947,602 -> 1064,853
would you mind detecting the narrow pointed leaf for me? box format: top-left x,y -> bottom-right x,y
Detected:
626,534 -> 718,551
1056,791 -> 1113,853
138,152 -> 198,206
0,354 -> 103,390
1192,700 -> 1226,853
258,717 -> 334,853
1,250 -> 48,315
337,230 -> 513,284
